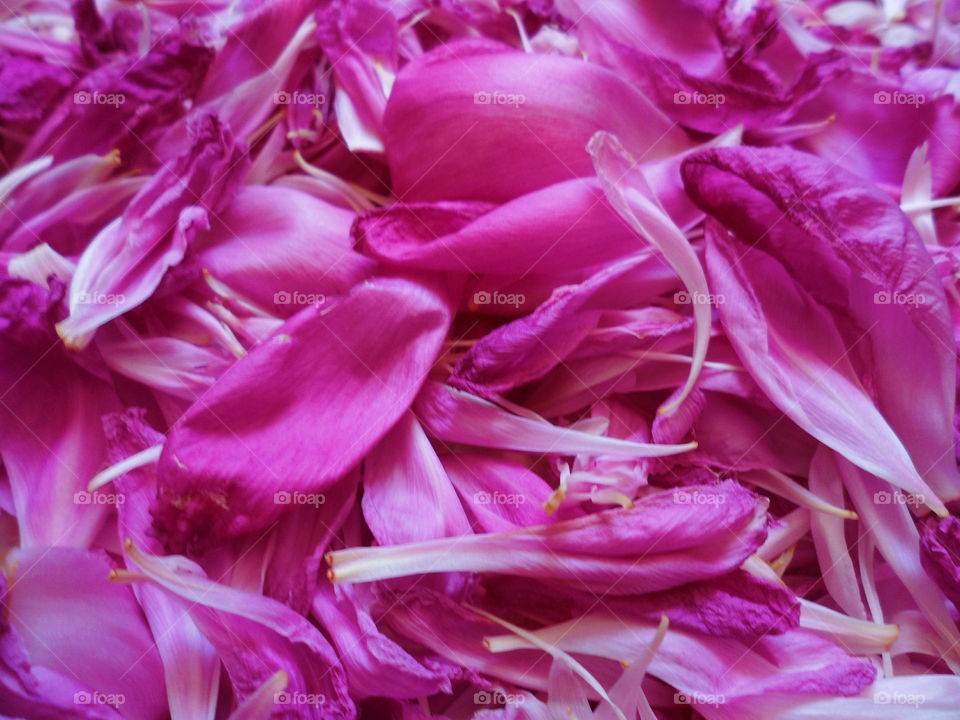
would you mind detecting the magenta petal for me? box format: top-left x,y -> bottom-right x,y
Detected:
362,412 -> 471,545
695,217 -> 945,513
451,254 -> 661,398
153,276 -> 451,551
684,146 -> 957,510
358,179 -> 649,275
4,547 -> 167,720
0,278 -> 119,547
311,581 -> 455,700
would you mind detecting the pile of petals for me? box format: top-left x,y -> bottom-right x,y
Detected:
7,0 -> 960,718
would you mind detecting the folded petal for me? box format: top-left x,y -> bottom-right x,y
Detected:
357,179 -> 651,275
684,145 -> 958,510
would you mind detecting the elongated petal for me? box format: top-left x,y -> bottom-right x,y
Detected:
329,482 -> 768,594
415,382 -> 696,459
589,131 -> 711,413
698,216 -> 944,513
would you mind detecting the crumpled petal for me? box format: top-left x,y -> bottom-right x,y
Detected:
57,114 -> 249,349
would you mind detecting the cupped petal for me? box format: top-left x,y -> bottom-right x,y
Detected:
383,38 -> 689,203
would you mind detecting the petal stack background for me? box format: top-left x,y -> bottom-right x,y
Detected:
2,1 -> 960,719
